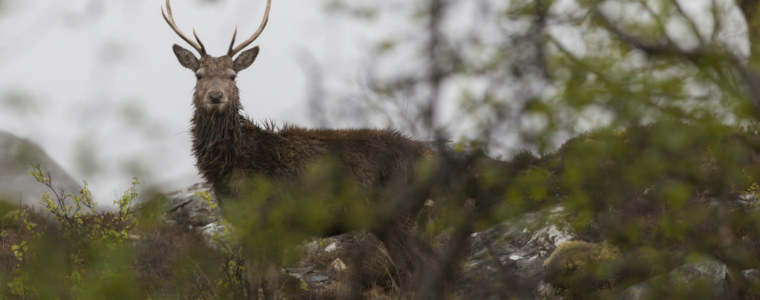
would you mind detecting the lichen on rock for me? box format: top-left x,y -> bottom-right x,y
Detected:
543,240 -> 622,298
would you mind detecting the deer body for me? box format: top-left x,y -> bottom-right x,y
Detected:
163,1 -> 436,299
192,104 -> 427,199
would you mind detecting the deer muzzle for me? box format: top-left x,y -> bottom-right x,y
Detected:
209,92 -> 224,104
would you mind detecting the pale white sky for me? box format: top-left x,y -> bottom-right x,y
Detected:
0,0 -> 749,205
0,0 -> 392,202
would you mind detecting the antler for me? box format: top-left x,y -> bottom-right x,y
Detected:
227,0 -> 272,57
162,0 -> 207,56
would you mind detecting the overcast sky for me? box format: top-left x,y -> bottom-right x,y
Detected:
0,0 -> 393,202
0,0 -> 749,205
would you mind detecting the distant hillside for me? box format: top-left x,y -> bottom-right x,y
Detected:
0,131 -> 80,209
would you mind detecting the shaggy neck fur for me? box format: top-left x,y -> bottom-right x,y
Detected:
190,90 -> 255,190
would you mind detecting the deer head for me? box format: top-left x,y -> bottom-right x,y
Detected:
162,0 -> 271,112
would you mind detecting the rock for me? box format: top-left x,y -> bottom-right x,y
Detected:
462,205 -> 575,298
163,182 -> 221,226
617,256 -> 727,300
543,240 -> 621,289
669,258 -> 727,287
742,268 -> 760,282
324,242 -> 337,252
538,282 -> 561,300
200,221 -> 225,236
739,193 -> 758,202
302,240 -> 319,253
285,266 -> 315,278
617,283 -> 648,300
304,274 -> 329,283
0,131 -> 81,210
199,221 -> 237,249
330,258 -> 347,272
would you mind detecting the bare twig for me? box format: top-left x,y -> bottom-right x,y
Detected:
670,0 -> 706,47
188,255 -> 221,300
592,4 -> 760,117
637,0 -> 676,47
709,0 -> 721,43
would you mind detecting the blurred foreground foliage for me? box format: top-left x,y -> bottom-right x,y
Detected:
3,122 -> 760,299
321,0 -> 760,298
5,0 -> 760,299
0,169 -> 252,300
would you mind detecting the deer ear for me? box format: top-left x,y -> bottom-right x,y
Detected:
173,44 -> 200,71
233,46 -> 260,72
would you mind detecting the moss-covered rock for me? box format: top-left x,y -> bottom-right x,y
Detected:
543,240 -> 621,298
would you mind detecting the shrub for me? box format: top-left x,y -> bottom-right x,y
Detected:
0,165 -> 142,299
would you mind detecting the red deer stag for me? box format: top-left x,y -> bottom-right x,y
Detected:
162,0 -> 438,299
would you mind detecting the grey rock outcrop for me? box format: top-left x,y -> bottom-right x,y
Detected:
617,256 -> 728,300
742,268 -> 760,282
162,182 -> 221,227
463,205 -> 574,298
161,182 -> 230,248
157,182 -> 747,299
0,131 -> 80,208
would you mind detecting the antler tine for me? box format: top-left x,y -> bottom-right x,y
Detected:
227,27 -> 238,57
228,0 -> 271,57
161,0 -> 206,56
193,28 -> 207,55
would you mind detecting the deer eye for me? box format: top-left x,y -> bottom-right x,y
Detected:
231,75 -> 237,80
196,74 -> 202,80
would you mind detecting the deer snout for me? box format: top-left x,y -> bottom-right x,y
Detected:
209,92 -> 224,104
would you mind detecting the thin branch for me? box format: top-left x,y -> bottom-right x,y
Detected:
709,0 -> 721,44
595,8 -> 698,59
594,5 -> 745,67
592,4 -> 760,116
637,0 -> 676,47
670,0 -> 706,47
187,255 -> 221,300
548,36 -> 616,87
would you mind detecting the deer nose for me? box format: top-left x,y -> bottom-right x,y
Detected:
209,92 -> 223,104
